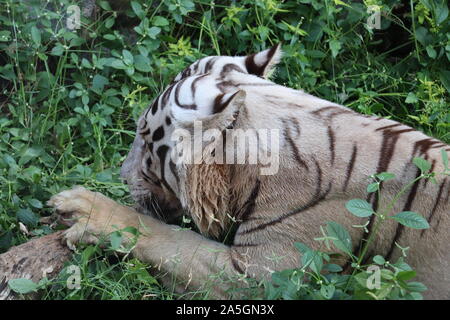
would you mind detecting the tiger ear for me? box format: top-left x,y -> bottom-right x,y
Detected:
245,43 -> 282,79
174,90 -> 246,132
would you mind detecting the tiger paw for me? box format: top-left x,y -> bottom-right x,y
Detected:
47,186 -> 125,250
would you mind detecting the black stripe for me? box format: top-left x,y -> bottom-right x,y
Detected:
204,57 -> 217,73
376,128 -> 415,174
386,168 -> 421,260
156,145 -> 171,191
0,276 -> 7,293
151,99 -> 158,115
245,45 -> 280,77
141,169 -> 161,186
236,179 -> 261,222
327,126 -> 335,165
311,106 -> 340,117
174,78 -> 196,110
152,125 -> 164,142
220,63 -> 245,78
235,82 -> 275,87
375,123 -> 402,131
139,127 -> 151,136
245,53 -> 263,77
230,255 -> 245,274
412,138 -> 443,158
212,91 -> 240,114
353,190 -> 379,258
232,243 -> 259,248
343,144 -> 358,192
161,82 -> 176,108
421,180 -> 446,236
284,124 -> 308,171
239,160 -> 330,234
191,74 -> 209,94
169,159 -> 179,185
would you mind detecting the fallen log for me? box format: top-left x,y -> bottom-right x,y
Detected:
0,231 -> 72,300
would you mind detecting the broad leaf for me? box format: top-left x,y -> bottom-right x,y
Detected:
8,278 -> 38,294
391,211 -> 430,229
326,221 -> 352,254
413,157 -> 431,173
345,199 -> 374,217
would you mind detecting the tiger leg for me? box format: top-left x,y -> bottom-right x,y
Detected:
47,186 -> 245,298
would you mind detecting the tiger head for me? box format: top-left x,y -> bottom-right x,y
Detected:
120,45 -> 282,228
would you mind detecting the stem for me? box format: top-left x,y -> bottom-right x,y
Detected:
343,173 -> 426,295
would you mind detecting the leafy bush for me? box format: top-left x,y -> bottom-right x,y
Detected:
0,0 -> 449,299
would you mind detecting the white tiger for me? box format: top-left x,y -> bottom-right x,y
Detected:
48,45 -> 450,299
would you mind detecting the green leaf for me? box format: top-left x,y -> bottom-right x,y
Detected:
8,278 -> 39,294
147,27 -> 161,39
111,59 -> 127,70
130,1 -> 145,18
405,281 -> 427,292
408,292 -> 423,300
326,221 -> 352,254
134,54 -> 151,72
103,34 -> 116,41
50,43 -> 64,56
81,58 -> 92,69
434,2 -> 449,24
95,169 -> 113,182
109,231 -> 122,250
426,45 -> 437,59
19,147 -> 42,166
391,211 -> 430,229
380,269 -> 395,280
31,26 -> 41,45
121,226 -> 139,236
440,70 -> 450,94
323,263 -> 343,272
92,74 -> 109,92
294,242 -> 311,254
441,149 -> 449,170
105,17 -> 115,29
27,198 -> 43,209
375,172 -> 396,181
301,250 -> 323,274
373,255 -> 385,265
98,1 -> 112,10
367,183 -> 379,193
81,245 -> 97,264
329,39 -> 342,58
17,208 -> 39,227
405,92 -> 418,104
345,199 -> 374,217
0,230 -> 13,250
152,16 -> 169,27
122,50 -> 134,65
413,157 -> 431,173
397,270 -> 416,281
0,30 -> 11,42
320,284 -> 335,299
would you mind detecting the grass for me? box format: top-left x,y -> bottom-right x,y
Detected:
0,0 -> 449,299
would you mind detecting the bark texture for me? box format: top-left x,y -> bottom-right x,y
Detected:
0,231 -> 72,300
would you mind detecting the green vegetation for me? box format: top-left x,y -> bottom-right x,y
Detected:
0,0 -> 449,299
